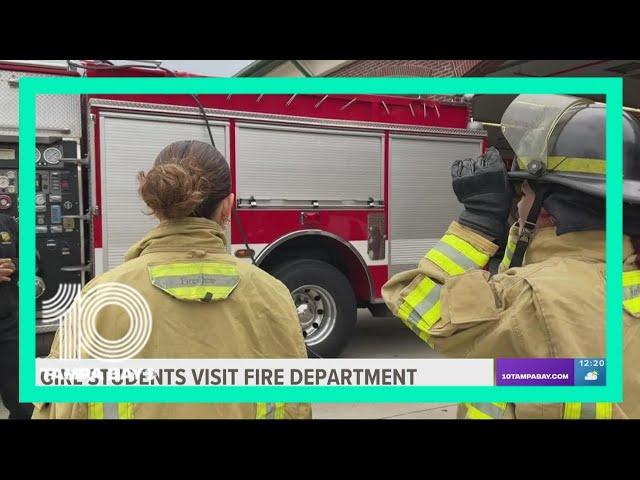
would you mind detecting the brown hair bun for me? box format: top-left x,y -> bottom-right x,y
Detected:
137,140 -> 230,220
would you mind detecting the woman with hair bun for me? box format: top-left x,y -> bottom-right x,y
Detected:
34,140 -> 312,420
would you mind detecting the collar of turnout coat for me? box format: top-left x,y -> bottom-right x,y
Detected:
524,226 -> 636,268
124,217 -> 228,261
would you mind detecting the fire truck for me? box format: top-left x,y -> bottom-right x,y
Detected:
0,60 -> 487,357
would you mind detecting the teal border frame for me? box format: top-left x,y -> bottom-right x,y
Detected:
19,77 -> 623,403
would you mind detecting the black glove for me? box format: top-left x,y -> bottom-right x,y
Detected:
451,147 -> 515,241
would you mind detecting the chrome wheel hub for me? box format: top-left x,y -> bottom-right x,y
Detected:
291,285 -> 337,346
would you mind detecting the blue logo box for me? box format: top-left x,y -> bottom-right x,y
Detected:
574,358 -> 607,386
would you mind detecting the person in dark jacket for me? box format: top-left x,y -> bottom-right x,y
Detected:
0,213 -> 33,419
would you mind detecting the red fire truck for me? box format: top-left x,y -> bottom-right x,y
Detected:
0,60 -> 487,357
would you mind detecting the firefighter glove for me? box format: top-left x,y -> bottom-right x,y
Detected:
451,147 -> 515,241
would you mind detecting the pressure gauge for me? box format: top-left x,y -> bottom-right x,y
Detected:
43,147 -> 62,165
36,148 -> 41,164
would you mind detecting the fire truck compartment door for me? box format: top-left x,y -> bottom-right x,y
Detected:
98,112 -> 228,272
0,70 -> 82,138
236,124 -> 383,206
388,134 -> 483,276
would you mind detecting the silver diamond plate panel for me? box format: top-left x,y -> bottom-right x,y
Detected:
0,70 -> 82,138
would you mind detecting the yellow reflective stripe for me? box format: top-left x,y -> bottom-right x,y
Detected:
440,234 -> 490,267
152,274 -> 239,289
149,262 -> 240,302
500,250 -> 514,270
464,402 -> 507,420
88,402 -> 104,419
148,262 -> 238,278
256,402 -> 286,420
564,403 -> 612,419
623,271 -> 640,316
397,276 -> 442,341
88,403 -> 133,420
426,249 -> 466,276
398,277 -> 438,321
256,403 -> 268,419
517,156 -> 606,174
399,303 -> 441,339
465,405 -> 493,419
274,403 -> 286,419
426,234 -> 490,276
162,285 -> 237,301
624,297 -> 640,315
624,272 -> 640,315
417,301 -> 441,330
500,226 -> 520,272
563,403 -> 581,419
118,402 -> 134,420
464,403 -> 506,420
596,403 -> 613,419
623,270 -> 640,287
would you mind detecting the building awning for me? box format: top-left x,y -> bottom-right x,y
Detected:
468,60 -> 640,156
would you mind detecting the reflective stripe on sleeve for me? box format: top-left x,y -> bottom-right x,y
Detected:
396,276 -> 442,343
425,233 -> 490,276
462,402 -> 508,420
623,271 -> 640,315
623,270 -> 640,288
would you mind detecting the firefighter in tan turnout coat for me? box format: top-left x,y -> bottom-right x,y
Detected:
33,140 -> 312,420
383,95 -> 640,419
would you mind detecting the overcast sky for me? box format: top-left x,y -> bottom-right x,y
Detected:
159,60 -> 255,76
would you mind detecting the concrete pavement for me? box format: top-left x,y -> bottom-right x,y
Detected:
311,309 -> 456,419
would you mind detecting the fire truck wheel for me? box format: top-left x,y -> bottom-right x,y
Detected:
270,259 -> 357,358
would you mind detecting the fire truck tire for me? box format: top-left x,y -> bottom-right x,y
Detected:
270,259 -> 357,358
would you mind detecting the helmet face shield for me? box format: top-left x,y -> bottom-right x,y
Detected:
499,94 -> 640,205
501,94 -> 593,171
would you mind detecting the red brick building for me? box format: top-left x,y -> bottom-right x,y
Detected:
236,59 -> 640,159
236,60 -> 640,113
235,60 -> 505,78
325,60 -> 502,78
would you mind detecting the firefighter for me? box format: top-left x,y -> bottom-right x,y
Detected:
382,94 -> 640,419
0,213 -> 34,419
33,140 -> 312,419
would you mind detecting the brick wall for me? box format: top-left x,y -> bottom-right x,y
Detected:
328,60 -> 491,109
328,60 -> 485,78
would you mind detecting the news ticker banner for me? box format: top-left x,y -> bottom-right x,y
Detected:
36,358 -> 606,388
